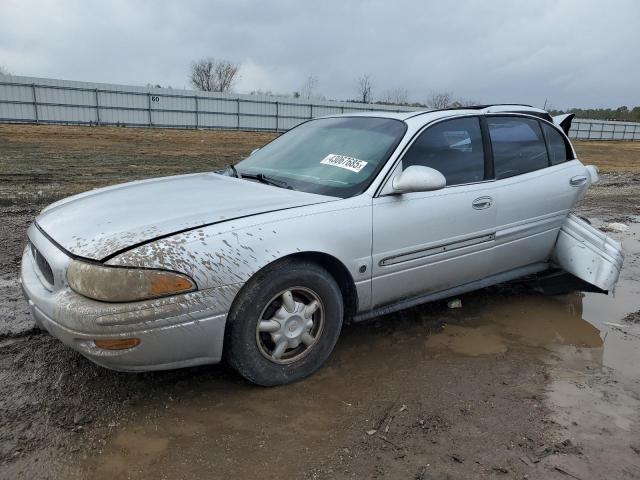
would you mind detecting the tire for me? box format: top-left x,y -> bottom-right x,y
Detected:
224,259 -> 344,386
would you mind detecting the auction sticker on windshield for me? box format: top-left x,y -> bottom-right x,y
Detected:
320,154 -> 368,173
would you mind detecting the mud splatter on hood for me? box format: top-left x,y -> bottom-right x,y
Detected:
35,172 -> 335,260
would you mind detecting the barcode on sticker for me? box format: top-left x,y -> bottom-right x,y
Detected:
320,154 -> 368,173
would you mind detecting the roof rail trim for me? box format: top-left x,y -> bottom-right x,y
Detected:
404,103 -> 539,120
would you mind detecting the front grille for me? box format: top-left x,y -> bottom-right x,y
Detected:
31,243 -> 54,286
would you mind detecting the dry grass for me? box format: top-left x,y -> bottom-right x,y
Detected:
0,123 -> 278,159
573,140 -> 640,173
0,124 -> 278,202
0,124 -> 638,204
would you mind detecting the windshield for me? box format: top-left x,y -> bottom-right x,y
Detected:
235,117 -> 407,197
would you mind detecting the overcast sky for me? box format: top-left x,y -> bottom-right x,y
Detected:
1,0 -> 638,109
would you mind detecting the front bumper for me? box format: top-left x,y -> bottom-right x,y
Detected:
21,224 -> 242,372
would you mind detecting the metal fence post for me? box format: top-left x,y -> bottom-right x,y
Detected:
275,101 -> 279,131
147,92 -> 152,126
31,83 -> 39,123
236,98 -> 240,130
310,103 -> 313,119
94,89 -> 100,125
194,95 -> 199,129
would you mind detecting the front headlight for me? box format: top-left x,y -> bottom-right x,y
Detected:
67,260 -> 196,302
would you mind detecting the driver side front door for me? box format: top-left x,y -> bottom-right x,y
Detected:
370,116 -> 497,308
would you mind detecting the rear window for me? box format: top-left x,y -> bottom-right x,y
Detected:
541,123 -> 572,165
487,117 -> 549,179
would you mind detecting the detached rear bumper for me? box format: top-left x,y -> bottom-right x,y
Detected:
552,214 -> 624,292
20,225 -> 242,372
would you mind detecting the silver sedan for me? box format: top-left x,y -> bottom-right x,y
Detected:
20,105 -> 623,385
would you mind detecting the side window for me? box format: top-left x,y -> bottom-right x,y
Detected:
487,117 -> 549,179
402,117 -> 485,186
541,123 -> 572,165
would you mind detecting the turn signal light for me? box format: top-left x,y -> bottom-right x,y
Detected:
94,338 -> 141,350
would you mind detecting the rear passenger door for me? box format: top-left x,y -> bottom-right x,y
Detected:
485,115 -> 586,276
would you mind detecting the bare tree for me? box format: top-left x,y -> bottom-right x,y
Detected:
426,92 -> 481,109
146,83 -> 171,89
189,58 -> 240,92
450,98 -> 480,108
355,74 -> 373,103
426,92 -> 453,109
301,75 -> 319,100
249,89 -> 275,97
382,87 -> 409,105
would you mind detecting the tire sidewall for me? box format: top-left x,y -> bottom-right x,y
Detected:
225,260 -> 344,386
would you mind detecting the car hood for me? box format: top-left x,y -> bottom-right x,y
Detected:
36,172 -> 336,260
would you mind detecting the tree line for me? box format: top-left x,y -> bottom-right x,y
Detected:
189,57 -> 640,121
548,106 -> 640,123
188,58 -> 479,109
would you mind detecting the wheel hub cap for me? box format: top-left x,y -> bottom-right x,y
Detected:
256,288 -> 324,364
269,300 -> 313,349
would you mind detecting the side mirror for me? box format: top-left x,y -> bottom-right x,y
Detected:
392,165 -> 446,194
250,148 -> 260,156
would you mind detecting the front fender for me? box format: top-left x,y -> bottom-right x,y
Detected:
106,195 -> 374,311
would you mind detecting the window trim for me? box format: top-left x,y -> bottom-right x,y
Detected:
540,119 -> 553,167
539,119 -> 574,165
479,116 -> 494,179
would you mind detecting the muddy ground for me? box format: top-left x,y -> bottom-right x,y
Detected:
0,124 -> 639,479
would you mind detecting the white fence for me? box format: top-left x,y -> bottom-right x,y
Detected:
0,75 -> 638,140
569,118 -> 640,141
0,75 -> 418,132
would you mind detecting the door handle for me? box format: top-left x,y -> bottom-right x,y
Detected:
570,175 -> 588,186
472,196 -> 493,210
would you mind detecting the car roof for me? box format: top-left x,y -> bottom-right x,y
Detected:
321,104 -> 551,122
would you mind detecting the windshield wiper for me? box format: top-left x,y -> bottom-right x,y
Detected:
242,172 -> 292,190
228,164 -> 241,178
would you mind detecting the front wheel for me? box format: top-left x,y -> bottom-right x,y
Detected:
224,259 -> 344,386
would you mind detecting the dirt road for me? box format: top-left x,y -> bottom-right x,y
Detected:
1,124 -> 639,479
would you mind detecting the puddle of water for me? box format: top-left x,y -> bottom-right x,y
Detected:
421,221 -> 640,479
89,385 -> 359,479
428,222 -> 640,379
429,293 -> 604,356
92,431 -> 171,477
581,222 -> 640,379
81,222 -> 640,479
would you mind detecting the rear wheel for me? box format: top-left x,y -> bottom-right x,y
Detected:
224,259 -> 344,386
